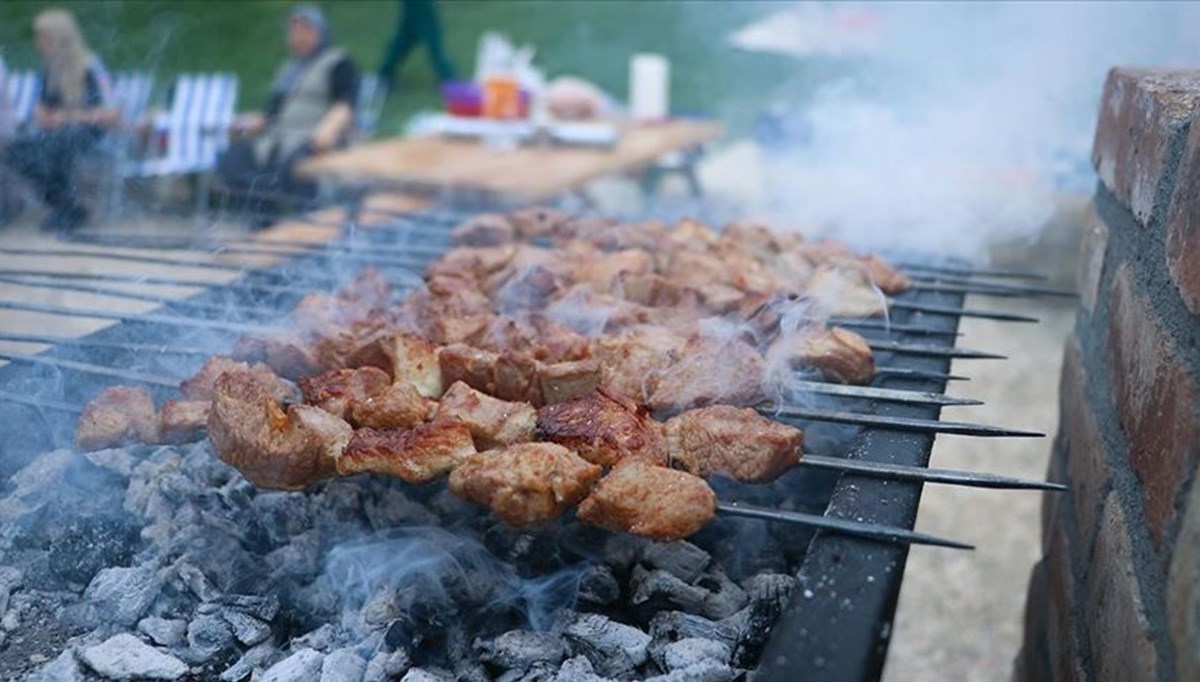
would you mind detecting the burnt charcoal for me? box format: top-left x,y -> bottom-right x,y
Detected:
0,566 -> 23,616
78,632 -> 188,681
722,574 -> 795,668
706,524 -> 787,581
185,537 -> 266,595
138,616 -> 188,648
477,629 -> 567,674
260,647 -> 325,682
320,647 -> 368,682
23,648 -> 85,682
498,662 -> 559,682
639,542 -> 711,584
222,609 -> 272,646
644,661 -> 737,681
83,566 -> 162,626
220,593 -> 281,622
554,655 -> 611,682
362,587 -> 402,630
648,611 -> 738,658
631,567 -> 709,617
184,612 -> 237,664
175,561 -> 221,602
659,638 -> 733,671
693,572 -> 748,620
219,641 -> 278,682
563,613 -> 651,679
267,530 -> 325,583
363,648 -> 413,682
361,486 -> 440,530
47,513 -> 141,585
577,564 -> 621,609
600,534 -> 645,574
290,623 -> 341,652
384,602 -> 451,666
83,447 -> 140,477
401,668 -> 456,682
250,492 -> 314,547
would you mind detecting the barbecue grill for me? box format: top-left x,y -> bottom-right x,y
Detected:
0,207 -> 1063,681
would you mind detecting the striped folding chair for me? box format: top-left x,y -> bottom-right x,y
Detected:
133,72 -> 238,218
87,71 -> 156,216
5,71 -> 41,133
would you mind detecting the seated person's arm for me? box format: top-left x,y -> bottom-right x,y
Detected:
310,57 -> 359,153
35,102 -> 63,129
60,67 -> 120,128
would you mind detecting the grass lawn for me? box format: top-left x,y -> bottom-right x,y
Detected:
0,1 -> 844,139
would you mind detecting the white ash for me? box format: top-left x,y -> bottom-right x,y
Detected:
78,632 -> 188,681
259,647 -> 325,682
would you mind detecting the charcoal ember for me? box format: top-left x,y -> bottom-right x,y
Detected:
48,513 -> 141,585
267,530 -> 324,583
83,447 -> 140,477
600,534 -> 644,574
174,561 -> 220,602
83,566 -> 162,627
260,647 -> 325,682
577,565 -> 621,609
363,648 -> 412,682
320,647 -> 368,682
0,451 -> 126,550
660,638 -> 732,671
124,453 -> 195,524
644,661 -> 737,682
384,602 -> 450,666
184,613 -> 236,663
630,567 -> 709,617
222,608 -> 271,646
361,487 -> 440,529
497,662 -> 558,682
24,648 -> 85,682
311,480 -> 369,530
361,587 -> 402,630
647,611 -> 738,668
723,573 -> 795,668
78,632 -> 188,681
401,669 -> 456,682
0,566 -> 24,616
638,541 -> 711,584
554,655 -> 611,682
477,629 -> 567,674
220,593 -> 281,622
693,572 -> 748,620
138,616 -> 188,648
219,641 -> 277,682
291,623 -> 342,652
563,613 -> 650,678
250,491 -> 314,546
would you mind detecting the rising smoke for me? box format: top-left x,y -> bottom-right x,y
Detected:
748,1 -> 1200,258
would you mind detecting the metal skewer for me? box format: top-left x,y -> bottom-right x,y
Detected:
61,233 -> 445,265
0,389 -> 84,414
716,502 -> 972,549
865,341 -> 1005,360
886,299 -> 1039,323
0,299 -> 281,335
0,351 -> 180,388
785,380 -> 981,407
0,268 -> 303,297
799,454 -> 1064,491
0,275 -> 283,320
909,280 -> 1076,299
826,318 -> 960,338
0,332 -> 214,356
895,262 -> 1048,281
760,404 -> 1044,438
874,367 -> 967,382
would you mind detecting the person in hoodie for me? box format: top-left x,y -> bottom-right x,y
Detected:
218,4 -> 359,224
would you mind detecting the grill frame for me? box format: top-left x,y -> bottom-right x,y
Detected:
0,213 -> 975,681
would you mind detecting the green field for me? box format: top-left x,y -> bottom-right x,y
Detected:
0,0 -> 839,139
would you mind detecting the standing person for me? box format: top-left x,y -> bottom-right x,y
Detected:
217,4 -> 359,225
4,9 -> 117,232
0,53 -> 22,226
377,0 -> 456,92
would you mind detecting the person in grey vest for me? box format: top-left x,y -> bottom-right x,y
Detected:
217,4 -> 358,225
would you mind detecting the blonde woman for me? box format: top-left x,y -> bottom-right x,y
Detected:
5,9 -> 116,231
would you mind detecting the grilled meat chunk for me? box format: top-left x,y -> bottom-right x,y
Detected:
158,399 -> 210,444
181,356 -> 287,401
858,255 -> 911,295
536,389 -> 666,467
208,371 -> 353,490
298,367 -> 393,421
577,459 -> 716,541
538,359 -> 602,405
231,335 -> 322,380
439,344 -> 599,406
452,213 -> 516,246
339,419 -> 476,483
804,264 -> 888,318
509,206 -> 570,239
349,382 -> 434,430
663,405 -> 802,483
436,380 -> 537,450
592,326 -> 686,402
75,386 -> 159,451
770,326 -> 875,385
448,443 -> 602,526
647,337 -> 766,412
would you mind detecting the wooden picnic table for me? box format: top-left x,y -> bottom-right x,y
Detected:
296,119 -> 724,205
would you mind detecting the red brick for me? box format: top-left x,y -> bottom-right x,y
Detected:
1086,493 -> 1158,682
1107,264 -> 1200,551
1168,459 -> 1200,681
1060,336 -> 1110,552
1045,524 -> 1087,682
1092,68 -> 1200,227
1166,110 -> 1200,314
1076,207 -> 1108,314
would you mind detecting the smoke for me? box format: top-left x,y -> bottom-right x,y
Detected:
747,1 -> 1200,258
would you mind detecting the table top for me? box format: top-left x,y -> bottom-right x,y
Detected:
297,119 -> 723,202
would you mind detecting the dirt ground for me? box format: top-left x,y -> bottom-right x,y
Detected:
885,295 -> 1076,682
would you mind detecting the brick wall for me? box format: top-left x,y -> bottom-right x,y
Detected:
1016,68 -> 1200,682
